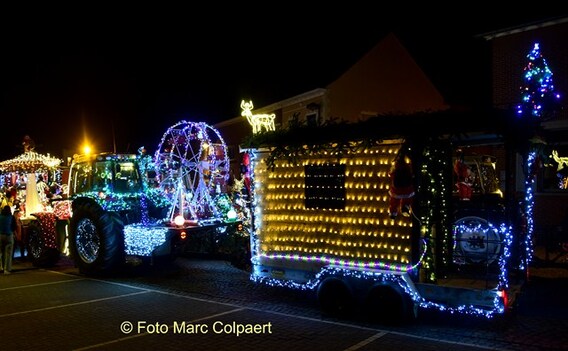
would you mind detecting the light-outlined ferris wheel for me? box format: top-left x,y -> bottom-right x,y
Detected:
153,121 -> 230,223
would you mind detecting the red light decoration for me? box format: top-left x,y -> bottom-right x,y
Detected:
32,212 -> 58,249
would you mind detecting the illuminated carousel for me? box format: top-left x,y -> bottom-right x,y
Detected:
0,149 -> 63,216
0,138 -> 65,266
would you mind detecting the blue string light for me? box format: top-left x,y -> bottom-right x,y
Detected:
517,43 -> 561,118
248,144 -> 513,318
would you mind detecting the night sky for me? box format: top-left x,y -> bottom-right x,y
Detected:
1,7 -> 566,161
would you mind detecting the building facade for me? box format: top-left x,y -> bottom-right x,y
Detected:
215,33 -> 448,174
483,17 -> 568,257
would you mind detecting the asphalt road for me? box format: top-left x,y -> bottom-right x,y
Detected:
1,256 -> 567,351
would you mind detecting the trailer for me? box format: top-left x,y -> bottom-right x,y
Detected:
244,109 -> 534,321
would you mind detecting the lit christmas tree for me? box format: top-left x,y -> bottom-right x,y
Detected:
517,43 -> 561,119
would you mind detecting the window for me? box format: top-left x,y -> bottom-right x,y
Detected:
452,145 -> 505,197
93,161 -> 112,192
304,163 -> 346,209
113,161 -> 141,193
70,162 -> 91,195
306,113 -> 318,127
306,102 -> 320,126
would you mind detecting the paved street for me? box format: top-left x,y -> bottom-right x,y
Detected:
1,255 -> 567,351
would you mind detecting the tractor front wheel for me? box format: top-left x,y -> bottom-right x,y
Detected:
69,199 -> 124,275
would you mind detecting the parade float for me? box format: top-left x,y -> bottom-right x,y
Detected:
239,41 -> 565,322
241,107 -> 535,321
0,141 -> 65,266
0,122 -> 244,274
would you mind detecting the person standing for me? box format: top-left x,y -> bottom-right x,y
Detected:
0,205 -> 16,274
13,209 -> 25,260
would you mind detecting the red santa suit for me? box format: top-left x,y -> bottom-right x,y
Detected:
389,158 -> 414,218
241,152 -> 251,194
454,157 -> 472,200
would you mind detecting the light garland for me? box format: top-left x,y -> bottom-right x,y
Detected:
417,143 -> 450,282
74,191 -> 145,212
453,221 -> 502,266
0,151 -> 62,173
254,241 -> 427,272
250,264 -> 505,317
124,223 -> 169,256
521,151 -> 536,269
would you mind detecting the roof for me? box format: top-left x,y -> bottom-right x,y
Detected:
243,108 -> 521,149
242,108 -> 539,170
478,16 -> 568,40
0,151 -> 62,173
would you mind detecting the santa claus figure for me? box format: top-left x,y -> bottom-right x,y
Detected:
454,149 -> 473,200
241,152 -> 252,195
389,153 -> 414,219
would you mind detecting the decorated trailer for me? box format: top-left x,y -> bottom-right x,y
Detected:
244,109 -> 535,321
0,149 -> 66,267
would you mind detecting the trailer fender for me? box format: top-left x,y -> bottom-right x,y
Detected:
317,277 -> 355,317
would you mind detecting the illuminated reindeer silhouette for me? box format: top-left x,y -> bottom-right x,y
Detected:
552,150 -> 568,189
240,100 -> 276,134
552,150 -> 568,171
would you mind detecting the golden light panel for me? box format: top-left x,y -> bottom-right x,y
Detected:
255,141 -> 412,264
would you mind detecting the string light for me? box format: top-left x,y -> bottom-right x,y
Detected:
251,144 -> 413,272
521,151 -> 536,269
29,212 -> 59,250
251,263 -> 505,318
124,224 -> 169,256
248,138 -> 514,318
517,43 -> 561,119
0,151 -> 62,173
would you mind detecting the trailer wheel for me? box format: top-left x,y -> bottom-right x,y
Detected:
317,278 -> 354,317
70,200 -> 124,275
365,285 -> 411,324
27,221 -> 60,267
